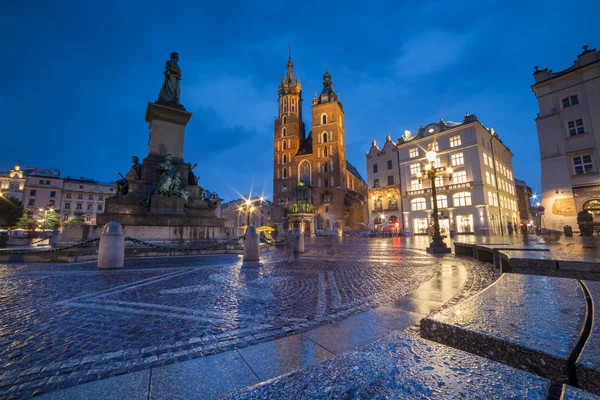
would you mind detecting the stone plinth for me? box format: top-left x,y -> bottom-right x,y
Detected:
145,102 -> 192,163
149,196 -> 185,215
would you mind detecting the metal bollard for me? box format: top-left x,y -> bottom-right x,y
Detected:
98,222 -> 125,269
294,228 -> 305,253
243,224 -> 260,261
49,229 -> 61,246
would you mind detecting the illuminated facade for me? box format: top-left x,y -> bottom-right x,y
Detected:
22,168 -> 64,219
0,164 -> 26,203
397,114 -> 518,235
222,197 -> 272,229
271,52 -> 368,234
60,177 -> 115,224
532,45 -> 600,229
366,136 -> 402,231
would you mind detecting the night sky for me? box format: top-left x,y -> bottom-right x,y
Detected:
2,1 -> 599,201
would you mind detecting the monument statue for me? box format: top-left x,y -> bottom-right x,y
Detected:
126,156 -> 142,180
157,52 -> 182,106
116,156 -> 142,196
188,162 -> 199,185
141,154 -> 189,206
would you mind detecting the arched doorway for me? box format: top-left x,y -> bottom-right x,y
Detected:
583,199 -> 600,222
303,220 -> 311,235
293,220 -> 301,229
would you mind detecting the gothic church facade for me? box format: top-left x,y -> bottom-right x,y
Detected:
272,53 -> 367,234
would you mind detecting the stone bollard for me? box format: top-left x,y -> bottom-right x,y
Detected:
294,228 -> 305,253
49,229 -> 61,246
243,224 -> 260,261
98,222 -> 125,269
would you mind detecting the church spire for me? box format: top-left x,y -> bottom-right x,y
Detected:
318,66 -> 338,104
285,43 -> 294,84
279,45 -> 301,96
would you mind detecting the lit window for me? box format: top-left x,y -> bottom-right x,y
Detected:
373,164 -> 378,173
562,95 -> 579,108
373,179 -> 379,188
483,153 -> 488,166
573,155 -> 594,175
493,193 -> 498,207
486,171 -> 491,185
451,152 -> 464,166
487,191 -> 494,206
411,179 -> 422,190
434,157 -> 441,168
449,135 -> 462,147
409,148 -> 419,158
410,163 -> 421,175
434,176 -> 444,187
452,192 -> 472,206
453,171 -> 467,183
437,195 -> 448,209
567,118 -> 585,136
411,197 -> 427,211
431,142 -> 439,152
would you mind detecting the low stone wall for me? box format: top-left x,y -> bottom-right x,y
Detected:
58,224 -> 237,245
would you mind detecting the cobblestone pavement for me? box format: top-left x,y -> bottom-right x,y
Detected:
0,238 -> 490,398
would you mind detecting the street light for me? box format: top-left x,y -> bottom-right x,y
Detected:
417,146 -> 452,254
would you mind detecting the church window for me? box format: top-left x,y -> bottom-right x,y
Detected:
283,154 -> 288,164
299,160 -> 311,184
291,105 -> 295,112
283,116 -> 287,124
322,114 -> 327,124
284,105 -> 288,112
373,164 -> 378,173
323,163 -> 328,173
323,132 -> 328,143
292,98 -> 296,104
283,168 -> 288,178
323,147 -> 328,157
283,141 -> 287,150
324,179 -> 329,188
282,128 -> 287,137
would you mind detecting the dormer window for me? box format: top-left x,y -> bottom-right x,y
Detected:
562,95 -> 579,109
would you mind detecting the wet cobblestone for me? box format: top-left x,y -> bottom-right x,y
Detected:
0,240 -> 488,398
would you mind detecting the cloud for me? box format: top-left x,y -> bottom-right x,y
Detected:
394,29 -> 472,77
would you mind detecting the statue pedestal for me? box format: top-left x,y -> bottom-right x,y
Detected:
142,102 -> 193,182
149,196 -> 185,215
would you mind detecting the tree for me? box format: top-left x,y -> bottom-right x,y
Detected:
38,209 -> 61,230
65,211 -> 85,226
0,197 -> 24,227
15,209 -> 36,230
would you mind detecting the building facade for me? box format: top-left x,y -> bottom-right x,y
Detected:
221,197 -> 272,229
271,53 -> 368,234
22,168 -> 64,219
366,136 -> 402,231
61,177 -> 115,224
532,45 -> 600,229
0,164 -> 26,202
397,115 -> 519,236
515,178 -> 533,228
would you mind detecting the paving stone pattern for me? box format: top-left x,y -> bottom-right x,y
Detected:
0,241 -> 445,399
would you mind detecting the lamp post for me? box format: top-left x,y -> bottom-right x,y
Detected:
417,147 -> 453,254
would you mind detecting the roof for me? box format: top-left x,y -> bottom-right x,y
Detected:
532,45 -> 600,86
346,161 -> 365,183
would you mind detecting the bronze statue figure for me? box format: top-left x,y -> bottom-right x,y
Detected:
157,52 -> 182,106
188,162 -> 199,186
117,156 -> 142,196
141,154 -> 189,206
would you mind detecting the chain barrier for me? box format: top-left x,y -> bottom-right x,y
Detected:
0,238 -> 100,256
125,236 -> 245,252
261,235 -> 297,248
27,235 -> 53,245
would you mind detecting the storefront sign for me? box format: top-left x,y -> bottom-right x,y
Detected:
407,181 -> 473,196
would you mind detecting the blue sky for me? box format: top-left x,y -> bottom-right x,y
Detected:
1,0 -> 599,201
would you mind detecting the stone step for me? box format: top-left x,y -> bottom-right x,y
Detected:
420,273 -> 588,383
576,281 -> 600,396
221,331 -> 552,399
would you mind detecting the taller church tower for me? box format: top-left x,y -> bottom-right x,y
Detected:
272,49 -> 305,229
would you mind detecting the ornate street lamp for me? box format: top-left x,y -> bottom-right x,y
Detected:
417,147 -> 453,254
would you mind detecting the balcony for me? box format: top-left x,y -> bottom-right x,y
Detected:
386,205 -> 399,211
